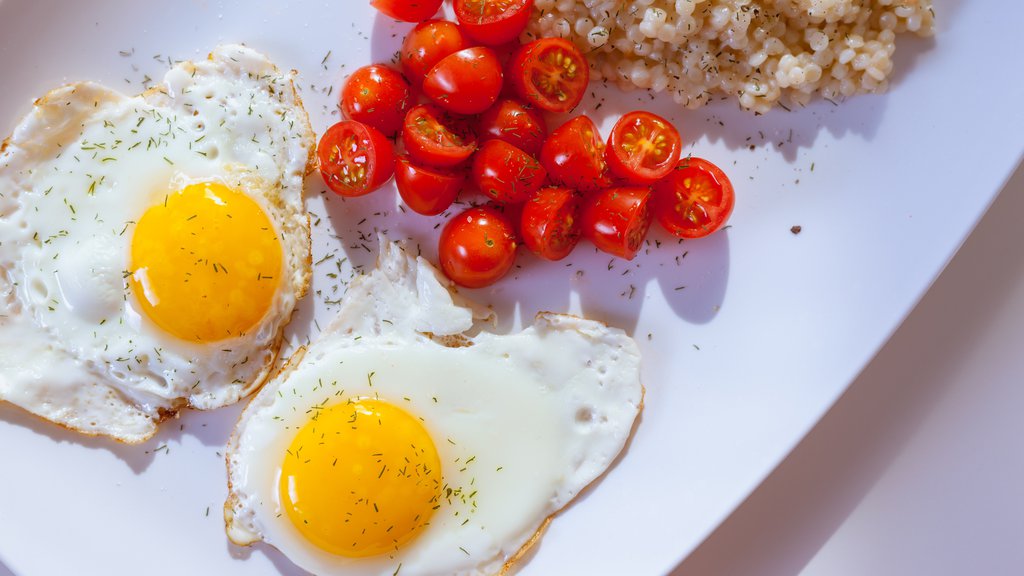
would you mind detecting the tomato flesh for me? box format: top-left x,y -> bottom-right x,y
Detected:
423,47 -> 504,115
472,139 -> 546,205
509,38 -> 589,113
581,186 -> 653,260
318,120 -> 395,197
521,187 -> 581,261
402,104 -> 478,168
395,155 -> 465,216
653,157 -> 735,239
607,111 -> 682,185
340,64 -> 411,138
540,115 -> 611,193
477,99 -> 547,157
439,206 -> 518,288
401,20 -> 472,88
453,0 -> 534,46
370,0 -> 443,22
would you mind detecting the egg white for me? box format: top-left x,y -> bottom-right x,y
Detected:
0,45 -> 314,443
225,239 -> 643,576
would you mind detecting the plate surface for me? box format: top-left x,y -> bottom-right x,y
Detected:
0,1 -> 1021,575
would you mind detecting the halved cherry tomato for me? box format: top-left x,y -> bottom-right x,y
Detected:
541,116 -> 611,193
607,111 -> 682,185
402,104 -> 478,168
439,205 -> 518,288
508,38 -> 589,113
477,99 -> 547,157
453,0 -> 534,46
581,187 -> 653,260
370,0 -> 442,22
317,120 -> 395,197
653,157 -> 735,239
423,47 -> 504,115
471,139 -> 546,204
395,155 -> 465,216
340,64 -> 411,138
521,187 -> 581,261
401,20 -> 472,88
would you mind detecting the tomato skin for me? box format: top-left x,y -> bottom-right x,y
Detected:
453,0 -> 535,46
370,0 -> 443,22
401,20 -> 472,88
508,38 -> 589,113
423,47 -> 504,115
477,99 -> 547,157
439,206 -> 518,288
580,186 -> 653,260
317,120 -> 395,197
402,104 -> 479,168
653,157 -> 735,239
606,111 -> 682,185
340,65 -> 411,138
471,140 -> 547,205
521,187 -> 582,261
395,155 -> 465,216
540,116 -> 612,193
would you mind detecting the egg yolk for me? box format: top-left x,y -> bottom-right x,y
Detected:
129,182 -> 281,342
279,399 -> 442,557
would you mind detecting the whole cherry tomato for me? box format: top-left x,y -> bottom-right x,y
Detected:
402,104 -> 478,168
606,111 -> 682,185
540,115 -> 611,192
423,47 -> 504,115
580,186 -> 653,260
453,0 -> 534,46
340,64 -> 411,137
521,187 -> 582,261
653,157 -> 735,239
508,38 -> 589,113
317,120 -> 395,197
471,139 -> 547,205
438,205 -> 518,288
477,99 -> 547,157
370,0 -> 442,22
400,20 -> 471,88
395,155 -> 465,216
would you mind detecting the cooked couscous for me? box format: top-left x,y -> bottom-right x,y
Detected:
526,0 -> 935,113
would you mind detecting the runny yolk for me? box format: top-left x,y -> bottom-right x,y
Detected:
129,182 -> 281,342
279,399 -> 442,557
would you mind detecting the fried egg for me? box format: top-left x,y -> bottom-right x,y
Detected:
0,45 -> 315,443
225,239 -> 643,575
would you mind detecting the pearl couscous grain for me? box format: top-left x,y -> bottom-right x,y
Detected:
526,0 -> 935,113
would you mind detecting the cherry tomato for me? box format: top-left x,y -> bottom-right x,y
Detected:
521,187 -> 581,261
581,186 -> 653,260
606,111 -> 682,185
439,206 -> 518,288
317,120 -> 395,197
540,115 -> 611,193
471,139 -> 546,205
395,155 -> 465,216
423,47 -> 504,115
402,104 -> 478,168
453,0 -> 534,46
340,64 -> 411,138
370,0 -> 442,22
508,38 -> 589,113
401,20 -> 472,88
653,157 -> 735,239
477,99 -> 547,157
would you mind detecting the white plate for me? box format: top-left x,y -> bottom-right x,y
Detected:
0,1 -> 1021,575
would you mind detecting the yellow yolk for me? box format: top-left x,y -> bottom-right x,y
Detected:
279,399 -> 442,557
129,182 -> 281,342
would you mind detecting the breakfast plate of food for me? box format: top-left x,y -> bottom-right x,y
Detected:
0,0 -> 1021,575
